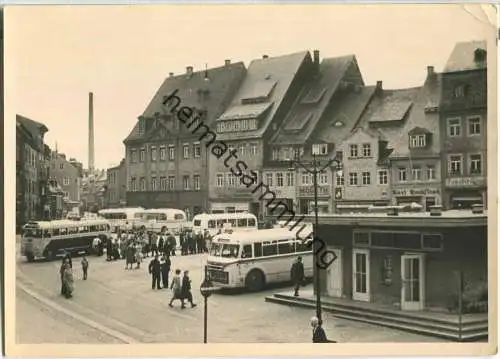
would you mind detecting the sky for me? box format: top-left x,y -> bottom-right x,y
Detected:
5,4 -> 495,170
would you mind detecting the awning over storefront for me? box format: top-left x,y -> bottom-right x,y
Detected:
452,196 -> 483,201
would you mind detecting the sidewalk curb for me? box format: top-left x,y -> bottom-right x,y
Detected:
17,281 -> 138,344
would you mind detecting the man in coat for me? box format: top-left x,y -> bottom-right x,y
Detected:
148,255 -> 162,290
310,316 -> 330,343
180,270 -> 196,309
160,254 -> 171,289
291,256 -> 305,297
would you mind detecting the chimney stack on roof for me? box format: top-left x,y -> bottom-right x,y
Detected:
225,59 -> 231,66
262,54 -> 269,59
313,50 -> 320,67
474,48 -> 487,63
376,81 -> 383,91
186,66 -> 193,76
169,72 -> 174,77
427,66 -> 435,78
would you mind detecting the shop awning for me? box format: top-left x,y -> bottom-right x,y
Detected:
452,196 -> 483,201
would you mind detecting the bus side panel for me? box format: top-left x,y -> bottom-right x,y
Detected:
43,235 -> 96,255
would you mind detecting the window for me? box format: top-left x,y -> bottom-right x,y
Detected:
266,173 -> 273,186
151,146 -> 157,161
470,154 -> 482,174
411,167 -> 422,181
398,168 -> 407,182
151,176 -> 157,191
302,172 -> 312,185
160,176 -> 167,190
362,143 -> 371,157
159,147 -> 166,161
449,155 -> 462,175
168,176 -> 176,190
60,163 -> 64,170
228,144 -> 235,153
254,243 -> 262,258
312,144 -> 328,155
454,85 -> 465,98
130,149 -> 137,163
278,240 -> 294,255
216,173 -> 224,187
447,118 -> 461,137
349,172 -> 358,186
131,177 -> 137,191
350,144 -> 358,157
193,143 -> 201,158
319,172 -> 328,185
468,117 -> 481,135
183,144 -> 190,159
426,166 -> 435,180
227,173 -> 237,187
262,241 -> 278,256
276,172 -> 284,187
139,177 -> 146,191
422,234 -> 443,250
183,175 -> 190,190
286,172 -> 294,186
336,171 -> 345,186
362,172 -> 371,185
238,144 -> 246,156
272,149 -> 279,160
168,146 -> 175,160
250,143 -> 257,155
242,244 -> 252,258
63,177 -> 70,186
353,231 -> 370,246
140,149 -> 146,162
410,135 -> 426,148
378,170 -> 388,185
193,175 -> 201,190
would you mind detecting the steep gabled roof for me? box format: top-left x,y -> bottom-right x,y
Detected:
443,40 -> 487,73
123,62 -> 246,144
215,51 -> 311,141
271,55 -> 360,145
16,114 -> 48,151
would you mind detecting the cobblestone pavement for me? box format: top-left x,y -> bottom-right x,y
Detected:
16,250 -> 446,343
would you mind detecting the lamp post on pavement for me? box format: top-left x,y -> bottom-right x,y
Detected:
200,265 -> 216,343
288,148 -> 341,323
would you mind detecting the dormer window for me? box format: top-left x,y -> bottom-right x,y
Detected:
272,149 -> 279,161
454,84 -> 466,98
409,134 -> 426,148
312,144 -> 328,156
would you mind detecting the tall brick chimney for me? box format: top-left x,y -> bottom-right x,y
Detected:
225,59 -> 231,66
186,66 -> 193,76
427,66 -> 435,78
88,92 -> 95,174
313,50 -> 320,67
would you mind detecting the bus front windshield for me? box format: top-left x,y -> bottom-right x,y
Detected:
23,228 -> 42,238
210,243 -> 240,258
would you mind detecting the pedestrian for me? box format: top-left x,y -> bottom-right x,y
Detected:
167,232 -> 176,256
179,270 -> 197,309
158,234 -> 165,256
311,317 -> 330,343
291,256 -> 305,297
148,255 -> 162,290
106,237 -> 113,261
168,269 -> 183,307
125,243 -> 135,270
62,260 -> 74,299
161,254 -> 171,289
62,252 -> 73,268
151,233 -> 158,257
135,242 -> 143,269
81,255 -> 89,280
59,260 -> 67,295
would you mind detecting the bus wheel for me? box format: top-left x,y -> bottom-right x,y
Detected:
245,270 -> 265,292
26,253 -> 35,262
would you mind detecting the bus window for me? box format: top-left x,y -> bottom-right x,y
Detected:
194,220 -> 202,226
70,227 -> 78,234
278,240 -> 293,255
241,244 -> 252,258
208,220 -> 216,229
53,228 -> 60,236
216,219 -> 227,227
25,228 -> 43,238
248,218 -> 256,227
43,229 -> 51,238
228,219 -> 237,227
59,228 -> 67,235
174,214 -> 184,220
159,213 -> 168,221
237,218 -> 247,227
254,242 -> 262,258
263,241 -> 278,256
296,240 -> 312,252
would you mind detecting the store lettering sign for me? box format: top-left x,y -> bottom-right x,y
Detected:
214,188 -> 253,198
298,186 -> 330,197
392,187 -> 440,196
445,177 -> 485,188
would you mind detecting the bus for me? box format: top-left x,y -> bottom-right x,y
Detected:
98,207 -> 144,232
192,212 -> 258,236
206,228 -> 313,292
21,218 -> 111,262
133,208 -> 188,234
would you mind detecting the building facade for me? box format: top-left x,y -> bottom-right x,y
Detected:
107,158 -> 127,208
440,41 -> 487,209
80,169 -> 108,212
124,61 -> 246,217
49,151 -> 81,214
209,51 -> 316,217
16,115 -> 49,226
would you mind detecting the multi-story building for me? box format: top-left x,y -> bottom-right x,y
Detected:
69,158 -> 84,177
439,40 -> 487,209
107,158 -> 127,208
49,151 -> 82,214
80,169 -> 108,212
16,115 -> 49,226
208,51 -> 316,216
123,61 -> 246,217
268,54 -> 370,215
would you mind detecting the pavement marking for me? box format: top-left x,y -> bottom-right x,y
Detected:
16,280 -> 138,344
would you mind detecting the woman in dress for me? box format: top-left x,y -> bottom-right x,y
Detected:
62,260 -> 74,299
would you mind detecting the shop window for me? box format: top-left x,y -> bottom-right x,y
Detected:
422,234 -> 443,250
353,231 -> 370,246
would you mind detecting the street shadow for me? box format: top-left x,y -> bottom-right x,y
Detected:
215,278 -> 313,296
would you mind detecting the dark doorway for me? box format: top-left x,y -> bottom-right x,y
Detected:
425,197 -> 436,212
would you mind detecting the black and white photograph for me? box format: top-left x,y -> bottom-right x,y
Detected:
4,3 -> 497,357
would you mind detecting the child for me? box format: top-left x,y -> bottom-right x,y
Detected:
81,255 -> 89,280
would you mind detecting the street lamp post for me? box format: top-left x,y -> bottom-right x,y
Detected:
200,265 -> 216,343
289,150 -> 341,323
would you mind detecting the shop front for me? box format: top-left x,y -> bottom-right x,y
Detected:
263,188 -> 295,216
392,186 -> 441,211
126,190 -> 208,217
209,187 -> 260,216
444,176 -> 486,209
297,185 -> 331,214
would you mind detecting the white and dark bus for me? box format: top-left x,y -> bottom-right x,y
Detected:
21,219 -> 111,262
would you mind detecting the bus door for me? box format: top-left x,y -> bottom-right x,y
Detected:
238,243 -> 254,278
